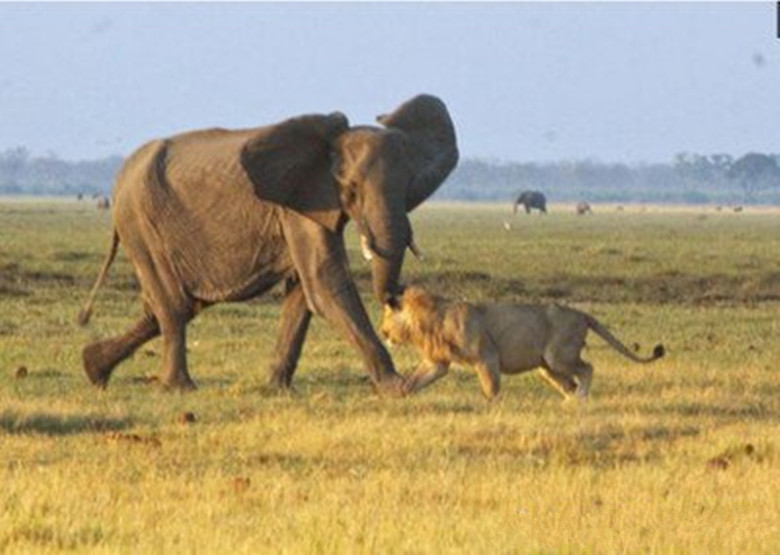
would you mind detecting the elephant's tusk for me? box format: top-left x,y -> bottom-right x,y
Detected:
360,234 -> 374,261
358,217 -> 394,260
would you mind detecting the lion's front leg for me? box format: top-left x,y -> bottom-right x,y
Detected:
403,361 -> 449,394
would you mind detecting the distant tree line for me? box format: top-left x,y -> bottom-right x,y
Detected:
0,147 -> 123,196
438,152 -> 780,205
1,146 -> 779,205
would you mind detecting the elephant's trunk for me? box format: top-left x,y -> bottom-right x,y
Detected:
364,215 -> 410,302
371,249 -> 405,303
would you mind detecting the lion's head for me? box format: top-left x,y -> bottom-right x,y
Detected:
381,285 -> 444,349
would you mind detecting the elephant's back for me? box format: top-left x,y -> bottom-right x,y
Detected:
113,132 -> 293,303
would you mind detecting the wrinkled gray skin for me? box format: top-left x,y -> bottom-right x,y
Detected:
513,190 -> 547,214
78,94 -> 458,397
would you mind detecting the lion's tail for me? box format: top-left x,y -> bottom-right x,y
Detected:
78,229 -> 120,326
584,313 -> 665,364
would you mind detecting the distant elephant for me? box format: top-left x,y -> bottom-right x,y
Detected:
513,190 -> 547,214
78,94 -> 459,396
576,201 -> 592,215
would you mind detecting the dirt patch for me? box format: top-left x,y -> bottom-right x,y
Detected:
0,262 -> 76,287
0,411 -> 131,436
52,251 -> 101,262
0,284 -> 29,297
0,261 -> 139,292
103,432 -> 162,448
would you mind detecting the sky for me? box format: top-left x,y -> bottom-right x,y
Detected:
0,2 -> 777,164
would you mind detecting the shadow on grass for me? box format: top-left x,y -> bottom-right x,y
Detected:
652,401 -> 776,421
455,423 -> 701,469
0,410 -> 131,436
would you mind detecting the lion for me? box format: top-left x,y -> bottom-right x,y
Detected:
380,285 -> 665,400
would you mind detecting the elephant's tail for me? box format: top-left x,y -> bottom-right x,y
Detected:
584,313 -> 665,364
78,229 -> 120,326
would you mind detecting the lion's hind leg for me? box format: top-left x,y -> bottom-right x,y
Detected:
538,366 -> 578,400
541,332 -> 590,401
573,361 -> 593,401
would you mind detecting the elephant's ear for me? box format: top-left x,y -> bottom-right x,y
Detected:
377,94 -> 459,212
242,112 -> 349,232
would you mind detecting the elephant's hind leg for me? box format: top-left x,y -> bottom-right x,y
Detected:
268,280 -> 312,390
129,248 -> 200,391
158,312 -> 196,391
146,281 -> 199,391
83,309 -> 160,388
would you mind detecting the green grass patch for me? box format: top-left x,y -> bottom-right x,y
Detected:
1,199 -> 779,552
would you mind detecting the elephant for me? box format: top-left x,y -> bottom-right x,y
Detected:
78,94 -> 459,397
513,190 -> 547,214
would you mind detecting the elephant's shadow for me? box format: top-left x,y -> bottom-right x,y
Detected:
0,410 -> 131,436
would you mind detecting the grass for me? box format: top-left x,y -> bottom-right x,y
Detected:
1,198 -> 779,552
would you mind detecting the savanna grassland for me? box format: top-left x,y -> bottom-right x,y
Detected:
1,198 -> 779,553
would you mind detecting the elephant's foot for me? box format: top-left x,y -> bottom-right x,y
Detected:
373,372 -> 407,398
160,373 -> 198,392
265,381 -> 298,397
83,340 -> 121,388
266,378 -> 296,396
267,367 -> 293,390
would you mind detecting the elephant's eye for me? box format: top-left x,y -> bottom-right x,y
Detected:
341,185 -> 359,207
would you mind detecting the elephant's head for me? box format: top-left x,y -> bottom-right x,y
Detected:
244,94 -> 458,303
332,94 -> 459,301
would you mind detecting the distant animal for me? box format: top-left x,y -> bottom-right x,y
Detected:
77,193 -> 84,201
733,206 -> 743,213
576,201 -> 592,215
96,195 -> 110,210
513,190 -> 547,214
380,285 -> 664,400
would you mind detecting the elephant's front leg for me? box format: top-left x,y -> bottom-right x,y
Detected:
281,214 -> 406,397
332,294 -> 407,397
309,277 -> 406,397
268,279 -> 312,390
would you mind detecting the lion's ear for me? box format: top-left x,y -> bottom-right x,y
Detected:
404,286 -> 435,314
384,292 -> 402,311
384,285 -> 406,311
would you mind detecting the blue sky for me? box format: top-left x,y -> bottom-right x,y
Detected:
0,2 -> 777,163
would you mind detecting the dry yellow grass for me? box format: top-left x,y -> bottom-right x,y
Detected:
1,198 -> 779,552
